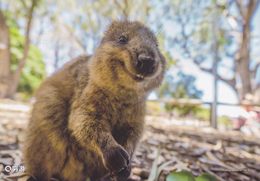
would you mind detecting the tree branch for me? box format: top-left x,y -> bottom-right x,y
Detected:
235,0 -> 260,23
252,62 -> 260,77
193,60 -> 236,89
7,0 -> 37,97
113,0 -> 123,10
235,0 -> 246,19
123,0 -> 129,20
63,24 -> 86,52
113,0 -> 129,20
245,0 -> 259,24
14,0 -> 36,74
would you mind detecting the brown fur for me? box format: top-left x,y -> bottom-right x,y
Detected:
24,21 -> 166,181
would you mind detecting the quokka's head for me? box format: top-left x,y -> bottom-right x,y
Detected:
89,21 -> 166,93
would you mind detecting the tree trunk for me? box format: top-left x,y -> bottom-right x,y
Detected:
0,10 -> 11,98
237,20 -> 252,100
235,0 -> 259,101
6,0 -> 37,98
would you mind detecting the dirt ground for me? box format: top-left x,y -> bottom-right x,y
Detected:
0,100 -> 260,181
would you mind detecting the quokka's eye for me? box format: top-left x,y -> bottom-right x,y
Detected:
118,35 -> 128,44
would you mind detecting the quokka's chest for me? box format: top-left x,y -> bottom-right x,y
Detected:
110,103 -> 145,142
113,102 -> 145,123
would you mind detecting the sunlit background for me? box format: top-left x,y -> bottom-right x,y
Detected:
0,1 -> 260,180
0,0 -> 260,132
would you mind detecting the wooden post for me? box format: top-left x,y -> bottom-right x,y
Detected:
210,4 -> 219,129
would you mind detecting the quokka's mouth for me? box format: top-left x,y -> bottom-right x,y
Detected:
119,61 -> 145,82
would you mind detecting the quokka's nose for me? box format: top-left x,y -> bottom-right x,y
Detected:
136,54 -> 156,75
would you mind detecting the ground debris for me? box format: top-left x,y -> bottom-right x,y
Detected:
0,102 -> 259,181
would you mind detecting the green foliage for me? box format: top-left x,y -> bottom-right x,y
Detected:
146,101 -> 164,115
196,173 -> 217,181
159,71 -> 203,116
157,33 -> 176,68
9,21 -> 45,99
2,7 -> 45,99
166,170 -> 217,181
218,115 -> 232,128
165,104 -> 199,117
193,107 -> 210,121
18,45 -> 45,98
166,170 -> 195,181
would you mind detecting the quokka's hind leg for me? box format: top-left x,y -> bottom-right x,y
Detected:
24,86 -> 71,181
24,127 -> 69,181
24,133 -> 50,181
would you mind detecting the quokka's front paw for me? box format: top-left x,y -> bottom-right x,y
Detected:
104,145 -> 130,175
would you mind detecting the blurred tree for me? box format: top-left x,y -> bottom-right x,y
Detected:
0,0 -> 202,101
112,0 -> 150,21
0,0 -> 42,98
163,0 -> 260,102
9,25 -> 45,98
232,0 -> 260,101
0,10 -> 10,98
40,0 -> 152,71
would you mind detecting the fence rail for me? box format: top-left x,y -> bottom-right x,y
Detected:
148,98 -> 260,128
0,99 -> 259,129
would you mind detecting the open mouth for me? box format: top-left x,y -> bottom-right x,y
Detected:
119,61 -> 145,81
